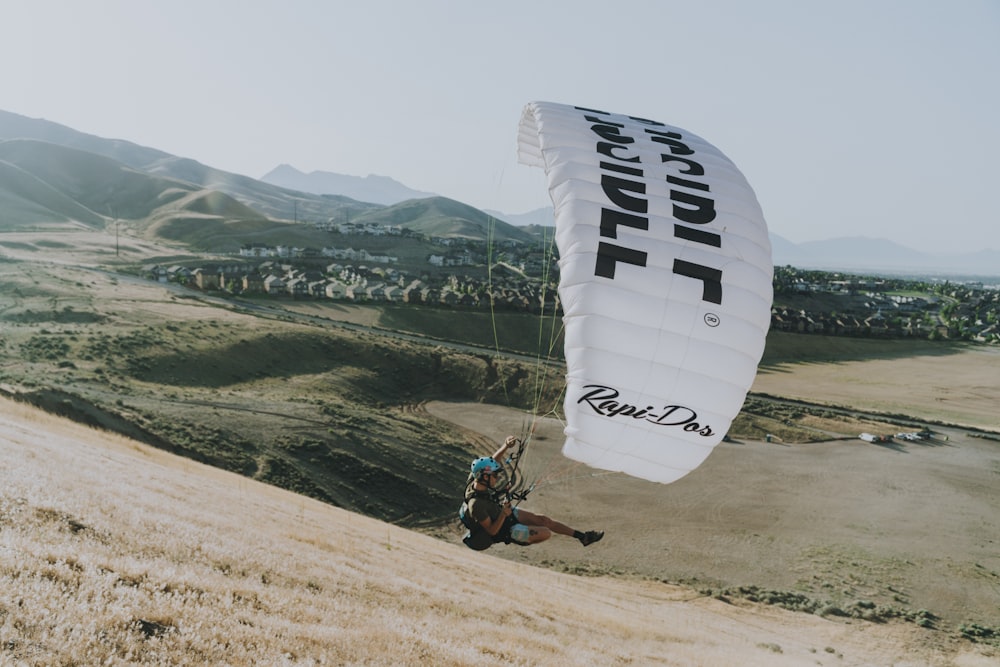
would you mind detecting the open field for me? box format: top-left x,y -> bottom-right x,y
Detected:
2,397 -> 997,666
2,230 -> 999,663
753,336 -> 1000,431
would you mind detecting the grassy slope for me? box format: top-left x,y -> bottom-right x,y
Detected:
0,158 -> 107,227
353,196 -> 535,242
0,139 -> 195,222
1,397 -> 985,666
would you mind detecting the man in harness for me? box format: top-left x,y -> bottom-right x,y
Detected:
459,435 -> 604,550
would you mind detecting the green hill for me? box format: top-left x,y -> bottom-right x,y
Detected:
354,196 -> 535,242
0,110 -> 389,229
0,157 -> 106,228
0,109 -> 173,168
0,110 -> 539,250
143,155 -> 382,224
0,139 -> 200,222
146,214 -> 336,253
0,139 -> 277,244
0,140 -> 357,253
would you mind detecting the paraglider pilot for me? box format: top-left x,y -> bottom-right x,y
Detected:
460,435 -> 604,550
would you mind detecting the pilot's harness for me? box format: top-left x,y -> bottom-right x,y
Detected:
458,437 -> 532,550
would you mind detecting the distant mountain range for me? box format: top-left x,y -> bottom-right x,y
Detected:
260,164 -> 435,206
770,234 -> 1000,279
1,109 -> 996,277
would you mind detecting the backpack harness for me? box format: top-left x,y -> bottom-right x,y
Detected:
458,487 -> 505,551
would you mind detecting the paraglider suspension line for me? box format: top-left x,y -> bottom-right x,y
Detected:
501,430 -> 533,505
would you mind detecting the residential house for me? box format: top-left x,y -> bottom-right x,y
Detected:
240,243 -> 270,257
345,284 -> 367,301
167,266 -> 192,283
147,265 -> 169,283
421,287 -> 441,304
325,281 -> 348,300
384,286 -> 404,303
263,275 -> 286,294
286,278 -> 310,298
403,282 -> 424,304
193,269 -> 220,291
242,273 -> 265,294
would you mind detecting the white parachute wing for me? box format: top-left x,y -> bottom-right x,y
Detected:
518,102 -> 773,484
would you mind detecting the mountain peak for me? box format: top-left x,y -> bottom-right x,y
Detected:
259,165 -> 435,206
264,163 -> 303,177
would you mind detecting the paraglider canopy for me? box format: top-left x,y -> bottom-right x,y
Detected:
518,102 -> 772,484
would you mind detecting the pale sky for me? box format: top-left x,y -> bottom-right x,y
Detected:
2,0 -> 998,254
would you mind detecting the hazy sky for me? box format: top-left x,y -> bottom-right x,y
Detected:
2,1 -> 998,254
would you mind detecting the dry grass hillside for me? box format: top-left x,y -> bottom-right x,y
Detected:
2,397 -> 996,667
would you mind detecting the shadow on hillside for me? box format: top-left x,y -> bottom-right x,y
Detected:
0,241 -> 38,252
118,330 -> 559,415
758,333 -> 971,372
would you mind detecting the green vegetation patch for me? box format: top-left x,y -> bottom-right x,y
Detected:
378,305 -> 564,359
708,584 -> 942,628
5,307 -> 106,325
19,334 -> 71,362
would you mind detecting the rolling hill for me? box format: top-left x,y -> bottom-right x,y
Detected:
0,109 -> 538,249
0,109 -> 173,167
1,392 -> 992,666
0,138 -> 274,242
0,156 -> 107,229
0,110 -> 380,236
353,195 -> 535,242
140,154 -> 381,224
0,139 -> 204,222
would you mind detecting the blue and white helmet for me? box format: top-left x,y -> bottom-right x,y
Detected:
470,456 -> 501,480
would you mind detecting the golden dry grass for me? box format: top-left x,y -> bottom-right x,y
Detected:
2,397 -> 996,666
753,341 -> 1000,432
